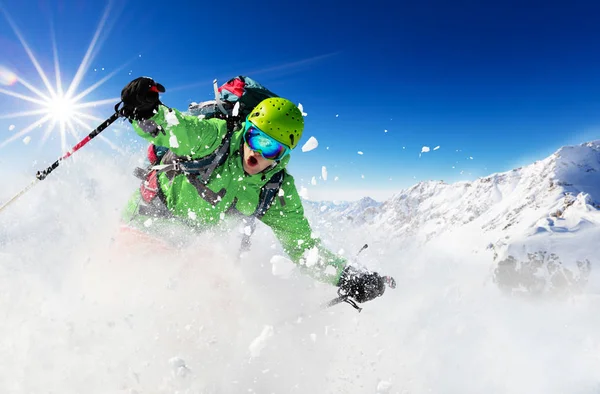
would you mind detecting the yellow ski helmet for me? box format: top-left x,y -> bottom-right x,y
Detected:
247,97 -> 304,149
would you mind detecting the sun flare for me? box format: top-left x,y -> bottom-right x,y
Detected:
45,94 -> 77,123
0,4 -> 122,152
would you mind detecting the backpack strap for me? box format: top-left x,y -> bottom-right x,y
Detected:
178,123 -> 237,205
239,169 -> 286,252
253,169 -> 286,219
195,128 -> 233,184
151,125 -> 235,182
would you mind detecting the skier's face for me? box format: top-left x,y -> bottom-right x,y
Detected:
243,142 -> 275,175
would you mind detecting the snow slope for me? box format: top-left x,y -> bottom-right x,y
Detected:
1,141 -> 600,393
307,140 -> 600,294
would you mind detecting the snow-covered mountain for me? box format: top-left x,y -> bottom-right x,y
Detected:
303,196 -> 381,225
306,140 -> 600,294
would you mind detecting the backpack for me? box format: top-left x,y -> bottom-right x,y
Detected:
188,76 -> 278,121
133,76 -> 286,248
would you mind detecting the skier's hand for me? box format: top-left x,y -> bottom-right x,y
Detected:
337,266 -> 389,303
120,77 -> 165,121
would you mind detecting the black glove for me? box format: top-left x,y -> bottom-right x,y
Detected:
337,266 -> 387,303
120,77 -> 165,121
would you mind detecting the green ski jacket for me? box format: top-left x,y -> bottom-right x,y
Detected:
124,105 -> 346,285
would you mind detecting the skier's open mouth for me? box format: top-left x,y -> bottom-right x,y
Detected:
247,156 -> 258,167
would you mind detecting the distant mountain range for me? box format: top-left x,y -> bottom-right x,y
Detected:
305,140 -> 600,295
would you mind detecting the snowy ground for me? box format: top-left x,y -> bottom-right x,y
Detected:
2,152 -> 600,394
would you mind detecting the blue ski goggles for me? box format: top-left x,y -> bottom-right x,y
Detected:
243,121 -> 291,161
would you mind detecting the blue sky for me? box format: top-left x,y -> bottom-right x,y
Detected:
1,0 -> 600,200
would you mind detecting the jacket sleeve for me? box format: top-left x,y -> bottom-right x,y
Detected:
260,173 -> 346,285
131,105 -> 227,157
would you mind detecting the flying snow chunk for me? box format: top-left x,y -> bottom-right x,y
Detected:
434,146 -> 440,150
335,114 -> 339,117
169,357 -> 186,369
358,151 -> 364,155
249,325 -> 274,358
165,110 -> 179,126
22,136 -> 31,145
301,136 -> 318,152
384,129 -> 388,133
303,247 -> 319,267
421,146 -> 430,153
270,255 -> 296,278
311,176 -> 317,186
299,186 -> 309,200
297,103 -> 308,116
8,124 -> 15,131
324,265 -> 337,276
187,210 -> 197,220
334,176 -> 339,181
377,380 -> 392,393
169,132 -> 179,148
321,166 -> 328,181
232,101 -> 241,117
169,356 -> 190,377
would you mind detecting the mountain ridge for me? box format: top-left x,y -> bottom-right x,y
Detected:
305,140 -> 600,294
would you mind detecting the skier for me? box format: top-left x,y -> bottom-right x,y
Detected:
119,77 -> 392,303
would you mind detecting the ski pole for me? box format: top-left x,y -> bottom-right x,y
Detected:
323,294 -> 363,312
36,110 -> 120,180
0,108 -> 121,214
356,243 -> 368,256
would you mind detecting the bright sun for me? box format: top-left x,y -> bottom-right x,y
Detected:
45,94 -> 76,123
0,4 -> 122,151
